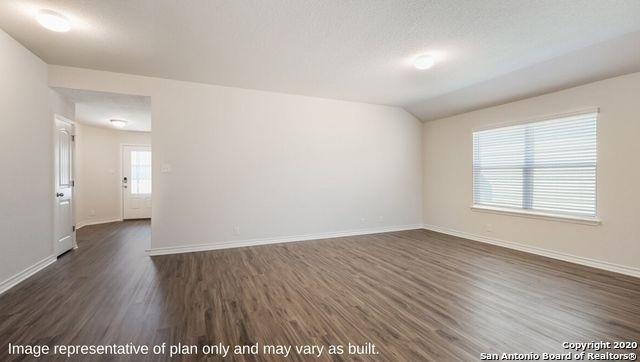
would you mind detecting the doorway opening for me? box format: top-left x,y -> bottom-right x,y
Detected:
122,145 -> 152,220
51,88 -> 152,251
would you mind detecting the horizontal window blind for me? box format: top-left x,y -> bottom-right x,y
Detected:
473,112 -> 597,218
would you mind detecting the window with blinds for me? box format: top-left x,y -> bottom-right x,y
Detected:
473,112 -> 597,218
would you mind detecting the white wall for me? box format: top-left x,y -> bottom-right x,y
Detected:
49,66 -> 424,250
75,123 -> 151,227
51,89 -> 75,123
0,29 -> 74,287
423,72 -> 640,272
3,27 -> 637,281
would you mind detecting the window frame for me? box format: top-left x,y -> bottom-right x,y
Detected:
470,108 -> 601,225
130,150 -> 152,195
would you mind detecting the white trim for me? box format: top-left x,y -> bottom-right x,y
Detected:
147,224 -> 424,256
0,255 -> 56,295
472,107 -> 599,132
422,224 -> 640,278
471,205 -> 601,225
471,110 -> 600,223
120,144 -> 152,221
76,217 -> 123,229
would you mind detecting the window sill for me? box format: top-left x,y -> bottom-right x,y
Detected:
470,205 -> 601,226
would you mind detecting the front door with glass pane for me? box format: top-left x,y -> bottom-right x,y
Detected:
122,145 -> 152,219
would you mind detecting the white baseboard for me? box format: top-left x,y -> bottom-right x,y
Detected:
77,218 -> 123,229
422,224 -> 640,278
148,224 -> 424,256
0,255 -> 56,295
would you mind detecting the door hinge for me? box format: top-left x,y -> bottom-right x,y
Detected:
71,180 -> 75,187
72,225 -> 76,232
71,135 -> 75,141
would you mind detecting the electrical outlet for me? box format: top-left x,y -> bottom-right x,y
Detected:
234,226 -> 241,235
378,216 -> 384,222
485,223 -> 493,232
89,209 -> 95,217
360,217 -> 366,223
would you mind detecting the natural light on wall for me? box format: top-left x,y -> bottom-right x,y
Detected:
472,111 -> 598,219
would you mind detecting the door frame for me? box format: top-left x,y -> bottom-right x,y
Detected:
52,114 -> 77,254
120,143 -> 152,220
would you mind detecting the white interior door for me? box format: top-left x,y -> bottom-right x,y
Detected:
122,145 -> 152,219
54,116 -> 75,256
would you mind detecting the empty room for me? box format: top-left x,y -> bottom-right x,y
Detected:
0,1 -> 638,361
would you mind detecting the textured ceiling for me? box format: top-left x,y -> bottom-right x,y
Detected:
408,31 -> 640,120
2,0 -> 640,121
54,88 -> 151,132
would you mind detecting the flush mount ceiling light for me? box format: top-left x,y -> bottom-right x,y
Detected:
110,119 -> 127,128
36,9 -> 71,32
413,54 -> 436,70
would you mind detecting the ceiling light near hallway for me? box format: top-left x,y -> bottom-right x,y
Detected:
413,54 -> 435,70
110,119 -> 127,128
36,10 -> 71,32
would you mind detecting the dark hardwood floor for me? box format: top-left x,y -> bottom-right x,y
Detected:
1,220 -> 638,361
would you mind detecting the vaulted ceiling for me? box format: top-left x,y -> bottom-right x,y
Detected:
1,0 -> 639,121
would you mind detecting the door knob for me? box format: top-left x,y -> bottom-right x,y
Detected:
56,192 -> 64,197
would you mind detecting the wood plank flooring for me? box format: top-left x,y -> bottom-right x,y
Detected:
1,220 -> 639,361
